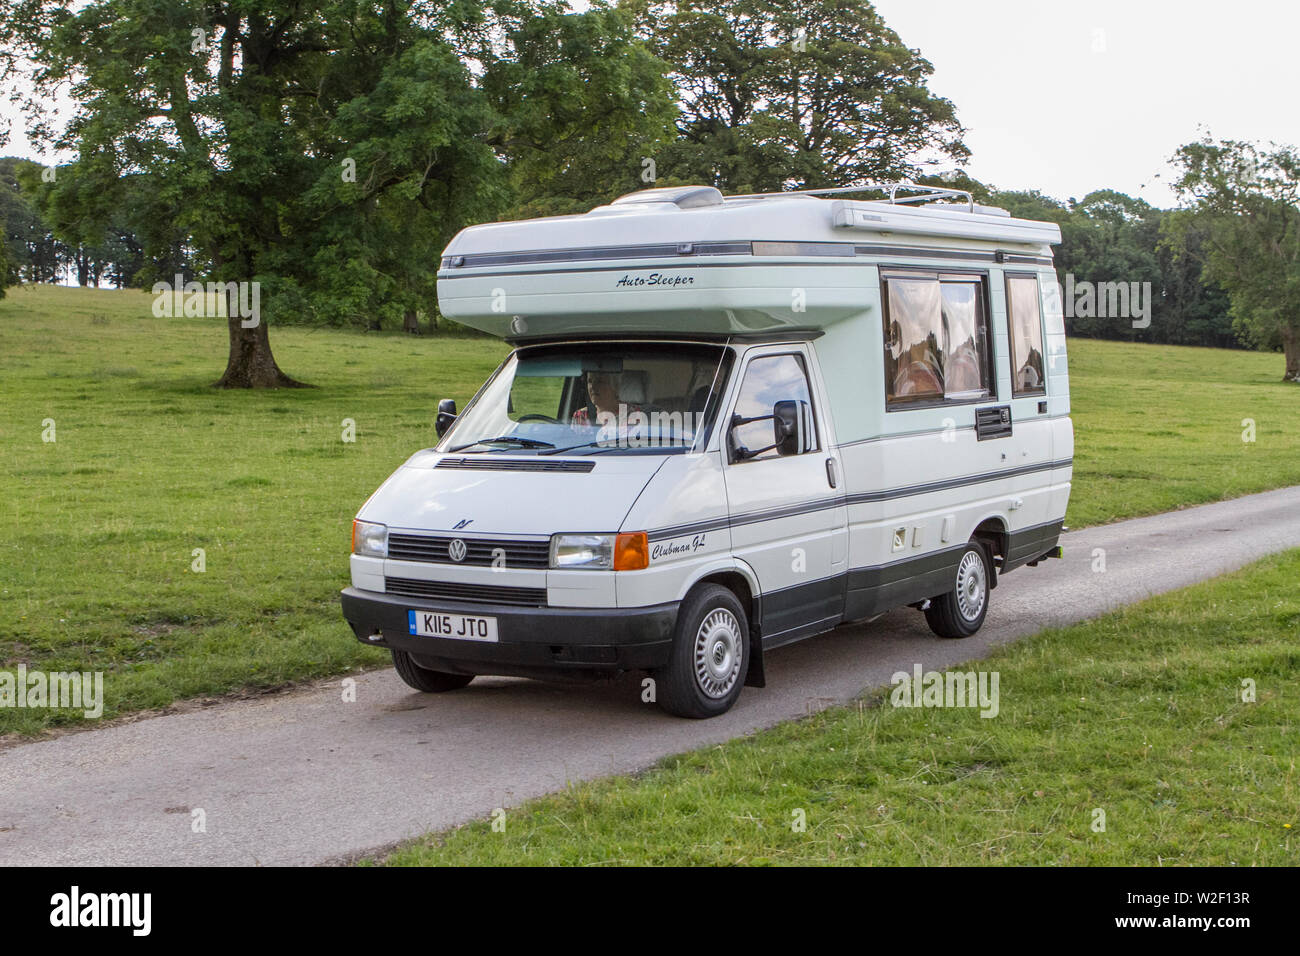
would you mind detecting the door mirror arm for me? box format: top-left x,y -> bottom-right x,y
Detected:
728,402 -> 805,461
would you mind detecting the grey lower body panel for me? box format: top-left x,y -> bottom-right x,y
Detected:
843,546 -> 967,622
1002,519 -> 1066,572
778,518 -> 1065,631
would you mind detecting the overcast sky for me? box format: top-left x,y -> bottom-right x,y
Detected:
3,1 -> 1297,209
872,0 -> 1300,207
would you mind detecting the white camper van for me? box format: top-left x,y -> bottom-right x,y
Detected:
341,183 -> 1072,718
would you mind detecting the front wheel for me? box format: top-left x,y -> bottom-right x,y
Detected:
924,543 -> 991,639
391,650 -> 475,692
654,584 -> 750,719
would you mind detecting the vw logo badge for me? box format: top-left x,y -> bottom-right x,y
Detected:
448,538 -> 468,563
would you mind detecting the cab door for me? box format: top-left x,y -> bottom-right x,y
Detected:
721,346 -> 847,645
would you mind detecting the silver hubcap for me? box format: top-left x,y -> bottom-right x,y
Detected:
694,608 -> 743,699
955,550 -> 987,621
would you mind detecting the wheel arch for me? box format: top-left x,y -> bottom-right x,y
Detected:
970,515 -> 1008,585
681,559 -> 766,688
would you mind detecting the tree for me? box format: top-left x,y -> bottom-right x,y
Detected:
915,170 -> 995,206
0,157 -> 67,282
1154,216 -> 1234,348
630,0 -> 967,192
16,160 -> 165,288
2,0 -> 506,386
988,186 -> 1236,349
0,158 -> 13,296
483,2 -> 679,218
1166,137 -> 1300,382
0,231 -> 11,297
1066,190 -> 1161,341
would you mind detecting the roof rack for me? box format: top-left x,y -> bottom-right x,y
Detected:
725,181 -> 975,213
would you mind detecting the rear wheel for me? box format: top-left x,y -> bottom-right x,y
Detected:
924,542 -> 991,639
655,584 -> 749,719
391,650 -> 475,692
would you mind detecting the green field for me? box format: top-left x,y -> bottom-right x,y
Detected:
0,284 -> 1297,735
378,549 -> 1300,866
0,285 -> 507,735
1063,338 -> 1299,527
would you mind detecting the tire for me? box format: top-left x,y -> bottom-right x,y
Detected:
655,584 -> 750,719
924,542 -> 991,639
391,650 -> 475,692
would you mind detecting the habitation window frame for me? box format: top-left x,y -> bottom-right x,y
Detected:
879,267 -> 996,412
1004,271 -> 1048,398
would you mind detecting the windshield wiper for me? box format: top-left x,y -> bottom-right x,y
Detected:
448,435 -> 555,452
539,438 -> 690,456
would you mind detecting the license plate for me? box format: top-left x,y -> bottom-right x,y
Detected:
407,610 -> 498,643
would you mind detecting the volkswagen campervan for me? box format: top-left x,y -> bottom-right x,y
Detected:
341,183 -> 1072,718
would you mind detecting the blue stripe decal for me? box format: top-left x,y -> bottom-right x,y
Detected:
645,457 -> 1073,541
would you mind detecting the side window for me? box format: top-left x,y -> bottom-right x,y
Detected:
941,279 -> 991,399
882,271 -> 992,407
1006,274 -> 1046,396
884,275 -> 944,402
728,354 -> 818,462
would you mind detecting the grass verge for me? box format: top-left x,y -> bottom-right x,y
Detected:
377,549 -> 1300,865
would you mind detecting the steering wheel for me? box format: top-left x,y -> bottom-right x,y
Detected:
516,413 -> 559,424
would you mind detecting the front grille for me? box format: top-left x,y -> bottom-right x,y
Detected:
436,457 -> 595,473
385,576 -> 548,608
388,533 -> 551,569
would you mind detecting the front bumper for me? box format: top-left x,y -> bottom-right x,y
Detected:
340,587 -> 678,678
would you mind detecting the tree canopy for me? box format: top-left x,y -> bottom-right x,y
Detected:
0,0 -> 681,384
1165,136 -> 1300,382
631,0 -> 968,192
484,2 -> 679,218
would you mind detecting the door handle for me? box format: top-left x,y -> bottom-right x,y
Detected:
825,457 -> 838,488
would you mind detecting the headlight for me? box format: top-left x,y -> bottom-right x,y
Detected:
549,532 -> 649,571
352,519 -> 388,557
550,533 -> 614,570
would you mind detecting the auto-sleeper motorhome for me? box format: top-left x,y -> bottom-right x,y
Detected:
341,182 -> 1072,718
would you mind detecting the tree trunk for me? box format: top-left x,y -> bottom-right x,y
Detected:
403,308 -> 420,335
213,316 -> 308,388
1284,330 -> 1300,383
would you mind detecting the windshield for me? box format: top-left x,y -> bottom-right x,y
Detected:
442,342 -> 734,456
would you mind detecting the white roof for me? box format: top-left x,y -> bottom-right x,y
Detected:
435,185 -> 1062,341
441,185 -> 1062,266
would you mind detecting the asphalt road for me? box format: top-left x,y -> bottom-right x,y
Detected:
3,486 -> 1299,866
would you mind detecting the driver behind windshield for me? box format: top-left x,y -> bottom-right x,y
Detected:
571,371 -> 645,429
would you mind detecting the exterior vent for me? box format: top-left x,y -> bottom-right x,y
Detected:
610,186 -> 725,209
975,405 -> 1013,441
435,457 -> 595,473
385,577 -> 548,608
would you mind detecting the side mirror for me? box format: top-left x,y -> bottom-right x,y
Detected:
728,400 -> 812,461
773,400 -> 800,455
435,398 -> 457,438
